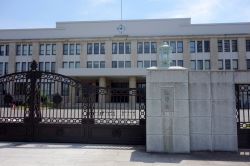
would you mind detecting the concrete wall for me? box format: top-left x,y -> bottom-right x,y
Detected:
146,68 -> 250,153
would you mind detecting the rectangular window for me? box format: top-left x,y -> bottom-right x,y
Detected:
232,59 -> 238,70
151,60 -> 157,67
190,60 -> 196,70
45,62 -> 50,72
69,61 -> 74,68
112,61 -> 117,68
15,62 -> 21,72
93,61 -> 99,68
87,61 -> 92,68
177,41 -> 183,53
46,44 -> 51,55
218,59 -> 223,70
246,40 -> 250,52
125,42 -> 131,54
144,42 -> 150,54
232,40 -> 238,52
137,42 -> 143,54
170,41 -> 176,53
204,40 -> 210,52
39,62 -> 44,71
100,43 -> 105,54
87,43 -> 92,54
197,60 -> 203,70
75,61 -> 80,68
100,61 -> 105,68
151,42 -> 157,53
70,44 -> 74,55
171,60 -> 176,66
22,62 -> 26,72
76,44 -> 80,55
112,43 -> 117,54
22,45 -> 28,55
0,45 -> 4,56
137,61 -> 143,68
0,63 -> 3,76
4,62 -> 8,74
51,62 -> 56,73
40,44 -> 45,55
119,42 -> 124,54
197,41 -> 203,53
144,60 -> 150,68
177,60 -> 183,67
190,41 -> 196,53
28,44 -> 32,55
63,62 -> 68,68
205,60 -> 210,70
94,43 -> 99,54
225,59 -> 231,70
63,44 -> 68,55
6,45 -> 9,56
118,61 -> 124,68
125,61 -> 131,68
28,62 -> 31,71
224,40 -> 230,52
218,40 -> 223,52
16,45 -> 21,55
247,59 -> 250,70
52,44 -> 56,55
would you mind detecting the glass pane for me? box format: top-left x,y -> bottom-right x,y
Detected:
76,44 -> 80,55
190,41 -> 195,53
144,42 -> 150,54
190,60 -> 196,70
137,42 -> 143,54
218,60 -> 223,70
137,61 -> 143,68
151,42 -> 157,53
125,61 -> 131,68
112,61 -> 117,68
112,43 -> 117,54
204,41 -> 210,52
100,43 -> 105,54
197,41 -> 203,53
51,62 -> 56,73
177,60 -> 183,67
93,61 -> 99,68
22,45 -> 28,55
218,40 -> 223,52
87,43 -> 92,54
100,61 -> 105,68
87,61 -> 92,68
94,43 -> 99,54
151,60 -> 157,67
205,60 -> 210,70
197,60 -> 203,70
170,41 -> 176,53
119,42 -> 124,54
52,44 -> 56,55
75,61 -> 80,68
69,61 -> 74,68
70,44 -> 74,55
45,62 -> 50,72
63,44 -> 68,55
40,44 -> 45,55
224,40 -> 230,52
177,41 -> 183,53
225,59 -> 231,70
46,44 -> 51,55
144,60 -> 150,68
118,61 -> 124,68
125,42 -> 131,54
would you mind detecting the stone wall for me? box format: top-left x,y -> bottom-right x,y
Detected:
146,68 -> 250,153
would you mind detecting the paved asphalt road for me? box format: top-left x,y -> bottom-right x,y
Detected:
0,142 -> 249,166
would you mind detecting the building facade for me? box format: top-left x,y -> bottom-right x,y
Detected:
0,18 -> 250,90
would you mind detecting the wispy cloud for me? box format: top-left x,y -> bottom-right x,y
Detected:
87,0 -> 115,6
147,0 -> 223,23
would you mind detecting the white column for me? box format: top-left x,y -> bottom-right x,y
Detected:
99,77 -> 107,105
129,76 -> 136,107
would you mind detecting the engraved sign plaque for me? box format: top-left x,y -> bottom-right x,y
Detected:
161,87 -> 174,116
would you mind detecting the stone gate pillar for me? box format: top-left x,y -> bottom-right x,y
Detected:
146,67 -> 190,153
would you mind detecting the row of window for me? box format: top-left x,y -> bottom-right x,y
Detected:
190,40 -> 210,53
63,44 -> 81,55
16,44 -> 32,56
87,61 -> 106,68
4,39 -> 250,56
15,62 -> 32,72
190,60 -> 211,70
218,40 -> 238,52
39,62 -> 56,72
40,44 -> 56,55
137,60 -> 157,68
62,61 -> 80,69
218,59 -> 238,70
0,45 -> 9,56
170,60 -> 184,67
0,62 -> 8,76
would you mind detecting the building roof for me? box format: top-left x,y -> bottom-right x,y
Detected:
1,18 -> 250,40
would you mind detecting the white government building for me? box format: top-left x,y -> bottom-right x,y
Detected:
0,18 -> 250,89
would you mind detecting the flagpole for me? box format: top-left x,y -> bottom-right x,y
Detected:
121,0 -> 123,21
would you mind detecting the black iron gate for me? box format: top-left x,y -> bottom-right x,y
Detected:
0,61 -> 146,144
235,84 -> 250,148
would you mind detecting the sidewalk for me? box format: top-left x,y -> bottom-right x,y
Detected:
0,142 -> 249,166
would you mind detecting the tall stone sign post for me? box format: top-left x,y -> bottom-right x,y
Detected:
146,43 -> 190,153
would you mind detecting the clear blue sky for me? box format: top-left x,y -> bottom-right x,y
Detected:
1,0 -> 250,29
